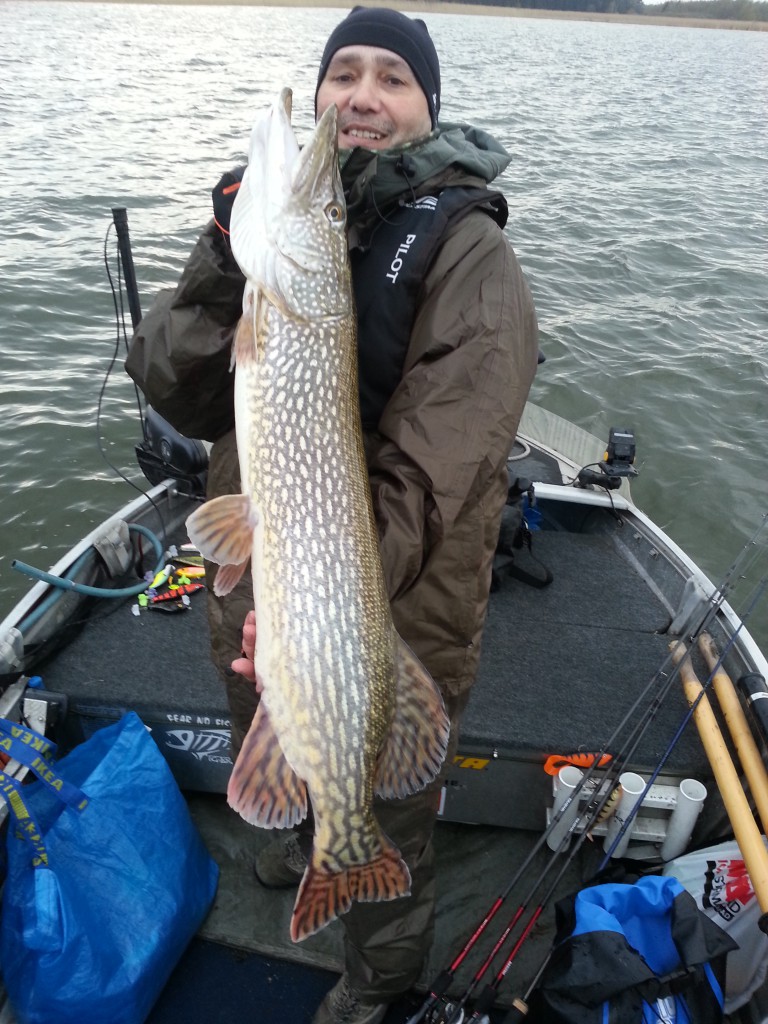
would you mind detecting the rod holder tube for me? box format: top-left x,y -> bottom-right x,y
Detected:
660,778 -> 707,861
602,772 -> 646,858
547,765 -> 583,852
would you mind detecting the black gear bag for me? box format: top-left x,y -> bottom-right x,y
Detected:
528,875 -> 737,1024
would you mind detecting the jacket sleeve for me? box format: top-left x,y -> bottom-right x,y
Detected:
366,211 -> 539,600
124,220 -> 245,443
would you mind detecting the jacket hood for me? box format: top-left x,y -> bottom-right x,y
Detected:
341,123 -> 511,224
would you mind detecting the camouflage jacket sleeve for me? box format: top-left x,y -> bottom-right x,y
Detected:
366,210 -> 539,602
124,220 -> 245,443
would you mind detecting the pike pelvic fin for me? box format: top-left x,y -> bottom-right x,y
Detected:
373,635 -> 450,800
185,494 -> 257,585
212,559 -> 249,597
290,840 -> 411,943
227,703 -> 308,829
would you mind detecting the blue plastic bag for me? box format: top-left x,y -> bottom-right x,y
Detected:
0,712 -> 219,1024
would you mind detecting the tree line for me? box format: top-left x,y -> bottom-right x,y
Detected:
646,0 -> 767,19
447,0 -> 768,20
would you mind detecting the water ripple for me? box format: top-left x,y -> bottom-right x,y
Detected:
1,3 -> 766,648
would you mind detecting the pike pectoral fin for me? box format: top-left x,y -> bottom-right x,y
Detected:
290,840 -> 411,943
233,295 -> 265,367
227,703 -> 308,828
186,494 -> 256,568
374,635 -> 451,800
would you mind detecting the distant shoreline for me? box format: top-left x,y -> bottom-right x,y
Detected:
31,0 -> 768,32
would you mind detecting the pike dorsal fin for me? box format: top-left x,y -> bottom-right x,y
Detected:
373,635 -> 450,800
227,703 -> 308,829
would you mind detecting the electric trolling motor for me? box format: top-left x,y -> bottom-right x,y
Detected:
577,426 -> 638,491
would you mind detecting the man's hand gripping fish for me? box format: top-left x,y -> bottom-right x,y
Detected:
186,90 -> 450,943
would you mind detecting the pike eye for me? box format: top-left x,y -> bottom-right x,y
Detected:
325,202 -> 344,224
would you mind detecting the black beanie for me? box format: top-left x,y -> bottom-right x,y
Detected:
315,7 -> 441,129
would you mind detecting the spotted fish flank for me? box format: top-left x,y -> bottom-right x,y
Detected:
186,89 -> 450,943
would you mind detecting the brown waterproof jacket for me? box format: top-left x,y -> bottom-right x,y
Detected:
126,126 -> 539,714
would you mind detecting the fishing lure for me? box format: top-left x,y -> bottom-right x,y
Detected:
543,752 -> 613,776
147,601 -> 189,614
172,556 -> 205,570
149,583 -> 205,604
585,784 -> 621,840
173,565 -> 206,579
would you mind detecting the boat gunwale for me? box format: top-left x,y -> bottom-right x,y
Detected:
0,479 -> 188,640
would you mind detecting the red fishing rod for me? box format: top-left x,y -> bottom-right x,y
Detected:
406,657 -> 697,1024
407,665 -> 674,1024
408,739 -> 638,1024
479,560 -> 768,1022
403,836 -> 553,1024
411,520 -> 768,1024
463,848 -> 579,1024
448,748 -> 637,1024
440,831 -> 576,1024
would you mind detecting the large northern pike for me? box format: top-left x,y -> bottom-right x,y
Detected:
186,90 -> 449,943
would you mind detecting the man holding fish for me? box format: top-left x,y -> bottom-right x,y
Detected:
126,7 -> 538,1022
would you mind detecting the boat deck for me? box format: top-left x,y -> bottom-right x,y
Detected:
16,444 -> 754,1021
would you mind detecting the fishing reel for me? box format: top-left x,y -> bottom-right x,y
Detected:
576,426 -> 638,491
425,1001 -> 467,1024
425,1004 -> 498,1024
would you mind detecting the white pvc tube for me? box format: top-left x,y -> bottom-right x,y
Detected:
547,765 -> 584,851
602,772 -> 646,858
660,778 -> 707,862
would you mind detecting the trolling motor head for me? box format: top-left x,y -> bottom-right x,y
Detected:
136,406 -> 208,497
577,426 -> 638,491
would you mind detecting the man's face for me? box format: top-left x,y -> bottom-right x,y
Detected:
316,45 -> 432,152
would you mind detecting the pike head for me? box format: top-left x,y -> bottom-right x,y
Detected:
230,87 -> 351,326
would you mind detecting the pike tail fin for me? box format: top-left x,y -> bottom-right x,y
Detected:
290,839 -> 411,942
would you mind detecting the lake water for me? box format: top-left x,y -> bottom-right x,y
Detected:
1,2 -> 766,648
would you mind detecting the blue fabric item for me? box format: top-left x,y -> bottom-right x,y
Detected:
571,876 -> 686,977
531,874 -> 736,1022
0,712 -> 219,1024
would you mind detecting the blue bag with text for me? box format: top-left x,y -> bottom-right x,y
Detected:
0,712 -> 219,1024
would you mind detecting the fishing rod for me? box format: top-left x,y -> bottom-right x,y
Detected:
439,831 -> 575,1024
699,635 -> 768,834
405,750 -> 632,1024
405,650 -> 692,1024
462,842 -> 588,1024
446,725 -> 663,1024
597,567 -> 768,870
475,562 -> 768,1022
408,518 -> 767,1024
675,642 -> 768,931
403,835 -> 555,1024
441,720 -> 692,1024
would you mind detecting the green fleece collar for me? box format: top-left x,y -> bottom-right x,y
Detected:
340,124 -> 511,223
